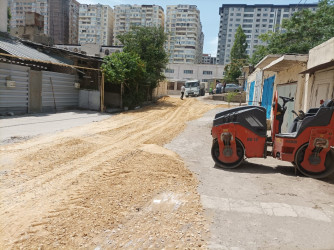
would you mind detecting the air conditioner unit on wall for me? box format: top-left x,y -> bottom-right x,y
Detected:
6,80 -> 16,88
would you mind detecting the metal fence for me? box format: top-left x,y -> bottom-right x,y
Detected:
41,71 -> 78,112
0,62 -> 29,114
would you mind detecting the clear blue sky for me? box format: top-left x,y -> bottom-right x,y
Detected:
78,0 -> 319,56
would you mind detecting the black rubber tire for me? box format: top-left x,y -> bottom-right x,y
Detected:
295,143 -> 334,179
211,138 -> 245,169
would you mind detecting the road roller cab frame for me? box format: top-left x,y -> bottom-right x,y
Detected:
211,91 -> 334,178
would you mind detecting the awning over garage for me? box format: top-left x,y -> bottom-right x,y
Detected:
299,60 -> 334,74
263,54 -> 308,72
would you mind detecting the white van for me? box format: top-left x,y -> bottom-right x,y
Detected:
185,80 -> 205,97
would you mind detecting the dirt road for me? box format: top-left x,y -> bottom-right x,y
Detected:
0,97 -> 219,249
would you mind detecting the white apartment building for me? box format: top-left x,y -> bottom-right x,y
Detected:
78,4 -> 114,46
202,54 -> 217,64
113,4 -> 164,46
165,5 -> 204,64
164,63 -> 225,83
217,4 -> 318,65
9,0 -> 49,35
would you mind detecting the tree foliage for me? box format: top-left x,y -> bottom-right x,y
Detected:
224,26 -> 248,83
7,7 -> 11,32
117,26 -> 168,92
230,26 -> 248,60
250,0 -> 334,65
101,52 -> 146,108
102,26 -> 168,108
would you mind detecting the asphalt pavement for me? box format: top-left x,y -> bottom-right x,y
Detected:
165,105 -> 334,249
0,110 -> 113,145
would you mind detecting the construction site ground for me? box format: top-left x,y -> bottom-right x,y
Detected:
1,96 -> 334,249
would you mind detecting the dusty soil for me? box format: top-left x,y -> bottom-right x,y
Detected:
0,97 -> 221,249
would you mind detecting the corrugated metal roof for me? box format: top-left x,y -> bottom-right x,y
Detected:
0,37 -> 61,64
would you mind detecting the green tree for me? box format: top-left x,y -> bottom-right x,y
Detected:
249,45 -> 268,66
101,52 -> 146,108
117,26 -> 168,97
224,26 -> 248,83
7,7 -> 11,32
230,26 -> 248,60
250,0 -> 334,65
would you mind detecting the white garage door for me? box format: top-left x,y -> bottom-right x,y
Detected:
276,82 -> 297,133
311,70 -> 334,108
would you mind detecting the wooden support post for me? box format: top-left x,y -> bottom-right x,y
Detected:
120,83 -> 123,109
49,77 -> 57,112
101,72 -> 105,112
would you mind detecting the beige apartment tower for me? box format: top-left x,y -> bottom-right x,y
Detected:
78,4 -> 114,46
113,4 -> 164,46
69,0 -> 80,44
165,5 -> 204,64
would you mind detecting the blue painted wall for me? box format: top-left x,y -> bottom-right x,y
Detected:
248,81 -> 255,105
261,75 -> 275,118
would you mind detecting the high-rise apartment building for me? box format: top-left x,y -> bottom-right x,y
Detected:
9,0 -> 49,35
78,4 -> 114,46
8,0 -> 79,44
217,4 -> 318,65
165,5 -> 204,64
202,54 -> 217,65
113,4 -> 164,46
49,0 -> 70,44
69,0 -> 80,44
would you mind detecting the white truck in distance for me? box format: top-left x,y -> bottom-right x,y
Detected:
185,80 -> 205,97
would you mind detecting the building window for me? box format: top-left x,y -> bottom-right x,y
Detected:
203,71 -> 213,75
184,70 -> 193,74
165,68 -> 174,73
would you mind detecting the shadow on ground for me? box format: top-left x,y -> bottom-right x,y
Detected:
214,161 -> 334,184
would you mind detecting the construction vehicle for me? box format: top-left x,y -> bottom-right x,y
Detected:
211,91 -> 334,178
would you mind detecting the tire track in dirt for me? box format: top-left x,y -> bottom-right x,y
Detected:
0,97 -> 220,248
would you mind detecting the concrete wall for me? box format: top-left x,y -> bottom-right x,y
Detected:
29,70 -> 42,113
245,68 -> 275,105
164,63 -> 225,83
304,38 -> 334,110
152,81 -> 168,100
308,37 -> 334,69
0,1 -> 8,32
273,64 -> 306,113
79,89 -> 100,111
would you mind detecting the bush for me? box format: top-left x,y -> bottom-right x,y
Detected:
226,92 -> 238,103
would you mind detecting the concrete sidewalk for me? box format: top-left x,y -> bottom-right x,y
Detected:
0,110 -> 114,145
